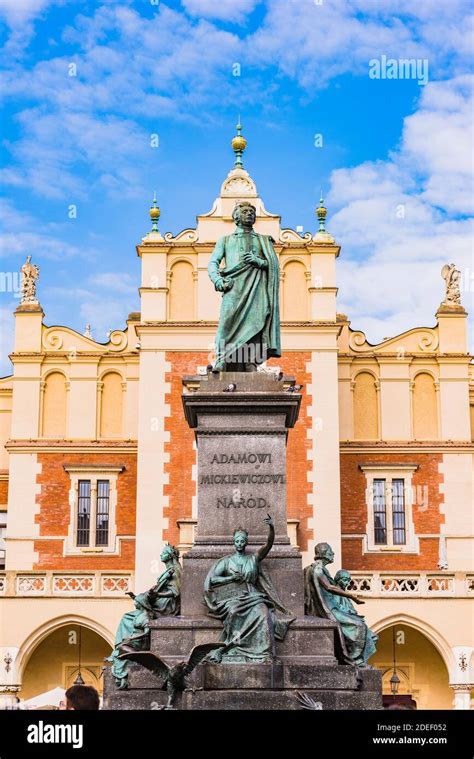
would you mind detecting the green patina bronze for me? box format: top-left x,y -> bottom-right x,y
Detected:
108,544 -> 181,689
208,202 -> 281,371
118,643 -> 227,709
204,515 -> 294,662
304,543 -> 378,667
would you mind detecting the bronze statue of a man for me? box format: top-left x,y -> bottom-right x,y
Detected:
208,201 -> 281,371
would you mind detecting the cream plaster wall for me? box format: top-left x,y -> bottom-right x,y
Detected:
337,363 -> 353,440
0,384 -> 12,470
68,363 -> 99,439
5,453 -> 41,570
10,362 -> 42,439
13,310 -> 43,353
439,453 -> 474,571
438,362 -> 471,440
379,360 -> 411,440
134,340 -> 170,590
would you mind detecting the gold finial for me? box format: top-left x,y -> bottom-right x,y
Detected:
149,192 -> 160,231
231,119 -> 247,168
316,190 -> 327,232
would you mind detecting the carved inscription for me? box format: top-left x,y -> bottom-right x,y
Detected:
200,451 -> 285,508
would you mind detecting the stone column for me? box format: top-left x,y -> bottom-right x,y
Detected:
0,646 -> 21,708
450,645 -> 473,710
451,684 -> 473,710
0,687 -> 21,709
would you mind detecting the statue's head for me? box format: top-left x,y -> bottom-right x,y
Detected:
160,543 -> 179,563
233,527 -> 249,553
334,569 -> 351,590
232,201 -> 256,228
314,542 -> 334,564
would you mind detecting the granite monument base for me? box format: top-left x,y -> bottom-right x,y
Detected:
103,660 -> 381,711
103,616 -> 382,710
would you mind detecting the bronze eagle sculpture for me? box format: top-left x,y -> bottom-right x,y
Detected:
118,642 -> 226,709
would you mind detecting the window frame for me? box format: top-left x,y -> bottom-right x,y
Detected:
64,465 -> 123,555
360,465 -> 419,553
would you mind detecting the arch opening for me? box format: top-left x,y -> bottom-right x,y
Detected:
20,620 -> 112,701
370,622 -> 452,710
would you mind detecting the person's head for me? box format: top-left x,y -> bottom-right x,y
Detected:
232,202 -> 256,228
314,542 -> 334,564
233,528 -> 249,553
334,569 -> 351,590
161,543 -> 179,563
65,685 -> 100,711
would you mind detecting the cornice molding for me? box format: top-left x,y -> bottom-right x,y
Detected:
6,440 -> 137,453
340,440 -> 473,453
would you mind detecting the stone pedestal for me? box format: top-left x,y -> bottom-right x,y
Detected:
103,371 -> 382,710
181,371 -> 304,616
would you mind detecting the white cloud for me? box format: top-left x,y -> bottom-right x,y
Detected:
0,0 -> 68,57
0,0 -> 54,25
1,109 -> 150,200
0,199 -> 93,260
89,272 -> 137,295
0,1 -> 472,356
0,5 -> 242,196
249,0 -> 473,88
181,0 -> 260,23
327,75 -> 474,349
2,0 -> 472,198
42,272 -> 139,340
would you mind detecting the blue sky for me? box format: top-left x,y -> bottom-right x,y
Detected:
0,0 -> 473,375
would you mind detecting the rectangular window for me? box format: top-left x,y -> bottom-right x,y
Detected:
66,467 -> 121,555
95,480 -> 110,546
77,480 -> 91,546
373,479 -> 387,544
362,466 -> 417,553
392,478 -> 407,545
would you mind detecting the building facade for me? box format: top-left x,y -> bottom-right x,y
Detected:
0,137 -> 473,709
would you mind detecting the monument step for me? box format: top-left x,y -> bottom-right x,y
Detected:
103,679 -> 382,711
120,660 -> 376,692
148,616 -> 339,662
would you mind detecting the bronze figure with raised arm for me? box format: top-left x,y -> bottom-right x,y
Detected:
204,514 -> 294,662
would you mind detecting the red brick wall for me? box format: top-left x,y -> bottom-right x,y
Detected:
276,353 -> 312,550
34,453 -> 136,569
163,352 -> 313,549
164,352 -> 201,545
340,453 -> 444,570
